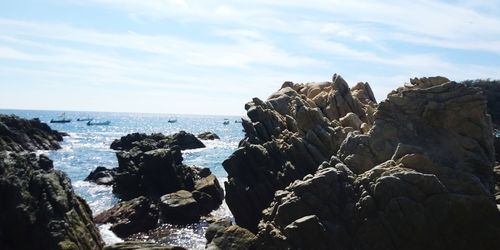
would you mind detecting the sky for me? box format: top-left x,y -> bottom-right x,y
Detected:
0,0 -> 499,115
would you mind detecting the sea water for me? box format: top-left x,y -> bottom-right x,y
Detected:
0,109 -> 244,249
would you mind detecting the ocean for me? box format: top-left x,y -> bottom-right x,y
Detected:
0,109 -> 244,249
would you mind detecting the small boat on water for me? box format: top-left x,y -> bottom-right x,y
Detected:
77,117 -> 93,121
234,119 -> 242,123
168,119 -> 177,123
87,120 -> 110,126
223,119 -> 230,125
50,112 -> 71,123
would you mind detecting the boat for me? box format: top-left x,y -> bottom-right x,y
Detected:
234,119 -> 243,123
77,117 -> 93,121
168,119 -> 177,123
223,119 -> 230,125
50,112 -> 71,123
87,120 -> 110,126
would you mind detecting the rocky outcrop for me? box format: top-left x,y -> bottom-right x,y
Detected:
94,196 -> 158,238
0,152 -> 104,250
0,114 -> 65,152
110,131 -> 205,151
223,74 -> 376,231
232,76 -> 500,249
104,241 -> 186,250
97,132 -> 224,237
84,166 -> 115,185
198,132 -> 220,140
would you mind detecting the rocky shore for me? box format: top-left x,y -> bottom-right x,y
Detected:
216,75 -> 500,249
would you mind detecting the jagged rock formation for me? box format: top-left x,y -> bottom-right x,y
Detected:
0,114 -> 65,152
110,131 -> 205,151
0,152 -> 104,250
97,132 -> 224,237
226,75 -> 500,249
223,75 -> 377,231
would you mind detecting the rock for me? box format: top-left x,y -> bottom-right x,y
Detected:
110,131 -> 205,151
205,223 -> 257,250
495,135 -> 500,161
223,74 -> 376,231
197,132 -> 220,140
339,112 -> 363,130
0,152 -> 104,250
104,241 -> 186,250
0,114 -> 64,152
193,173 -> 224,214
251,76 -> 500,249
94,196 -> 159,238
84,166 -> 115,185
159,190 -> 200,224
494,164 -> 500,204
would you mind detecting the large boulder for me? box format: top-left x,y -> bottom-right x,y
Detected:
0,152 -> 104,250
205,220 -> 257,250
94,196 -> 158,238
223,74 -> 376,231
0,114 -> 65,152
159,190 -> 200,224
252,76 -> 500,249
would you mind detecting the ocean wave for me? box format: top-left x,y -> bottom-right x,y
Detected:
99,224 -> 124,246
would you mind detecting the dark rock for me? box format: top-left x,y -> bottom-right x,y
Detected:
223,74 -> 375,231
193,172 -> 224,214
94,196 -> 159,238
495,135 -> 500,161
0,114 -> 64,152
0,152 -> 104,250
159,190 -> 200,224
251,76 -> 500,249
85,166 -> 115,185
197,132 -> 220,140
110,131 -> 205,151
205,223 -> 256,250
104,241 -> 186,250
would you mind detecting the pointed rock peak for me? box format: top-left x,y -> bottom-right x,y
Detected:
332,73 -> 349,95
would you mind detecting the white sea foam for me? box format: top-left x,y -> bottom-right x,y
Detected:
99,224 -> 123,246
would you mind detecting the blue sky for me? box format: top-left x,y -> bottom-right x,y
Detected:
0,0 -> 499,115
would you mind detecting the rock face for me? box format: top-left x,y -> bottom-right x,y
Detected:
0,152 -> 104,250
0,114 -> 65,152
223,75 -> 376,231
94,196 -> 158,238
227,75 -> 500,249
198,132 -> 220,140
110,131 -> 205,151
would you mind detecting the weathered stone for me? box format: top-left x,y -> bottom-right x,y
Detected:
110,131 -> 205,151
205,224 -> 257,250
159,190 -> 200,224
0,152 -> 103,250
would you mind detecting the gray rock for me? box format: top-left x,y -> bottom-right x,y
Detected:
197,132 -> 220,140
159,190 -> 200,224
